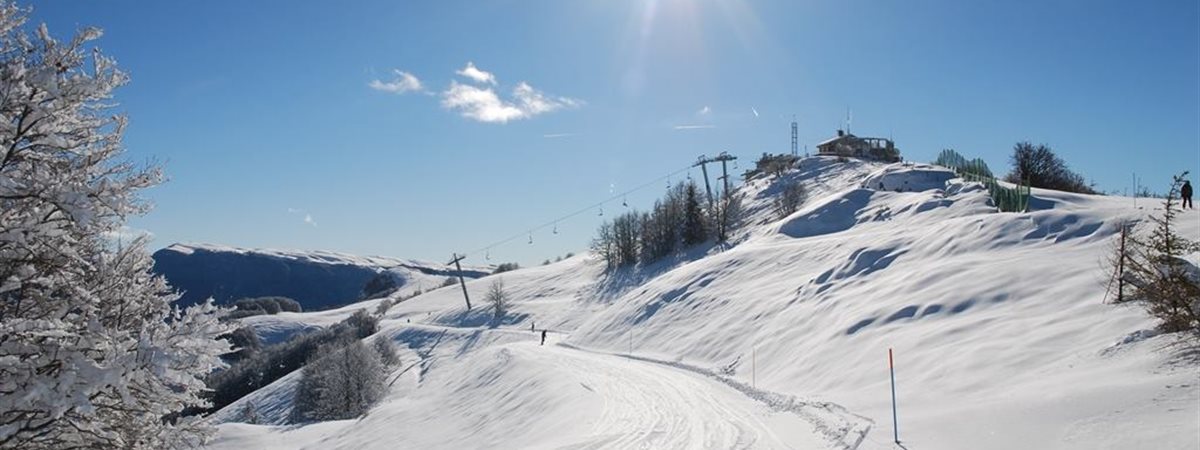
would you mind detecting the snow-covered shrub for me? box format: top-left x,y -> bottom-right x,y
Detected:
361,272 -> 399,299
205,311 -> 380,414
492,262 -> 520,274
226,296 -> 302,320
774,180 -> 808,219
292,341 -> 386,421
344,309 -> 379,338
220,326 -> 262,363
374,298 -> 394,317
373,335 -> 400,367
239,401 -> 260,425
0,4 -> 230,448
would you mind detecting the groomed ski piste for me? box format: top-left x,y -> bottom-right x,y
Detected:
205,156 -> 1200,450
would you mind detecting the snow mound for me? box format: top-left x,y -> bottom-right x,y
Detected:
860,163 -> 956,193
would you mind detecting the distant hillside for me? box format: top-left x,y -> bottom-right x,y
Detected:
152,243 -> 488,310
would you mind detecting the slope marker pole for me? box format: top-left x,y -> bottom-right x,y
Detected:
890,348 -> 899,444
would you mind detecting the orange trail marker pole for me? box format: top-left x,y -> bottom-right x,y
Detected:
890,348 -> 899,444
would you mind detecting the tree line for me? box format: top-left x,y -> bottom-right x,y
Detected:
592,181 -> 742,269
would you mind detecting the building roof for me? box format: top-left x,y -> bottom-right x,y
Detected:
817,133 -> 856,147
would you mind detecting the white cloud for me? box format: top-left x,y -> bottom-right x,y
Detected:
673,124 -> 715,130
368,70 -> 423,94
456,61 -> 497,85
441,81 -> 525,123
697,105 -> 711,115
751,107 -> 759,118
442,80 -> 581,124
288,208 -> 318,228
543,133 -> 574,138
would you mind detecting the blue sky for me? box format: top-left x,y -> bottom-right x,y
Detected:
28,0 -> 1200,266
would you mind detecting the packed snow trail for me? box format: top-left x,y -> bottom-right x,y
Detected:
206,338 -> 835,449
514,343 -> 829,449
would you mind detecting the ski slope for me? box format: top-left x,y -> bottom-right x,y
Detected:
210,334 -> 837,450
205,157 -> 1200,450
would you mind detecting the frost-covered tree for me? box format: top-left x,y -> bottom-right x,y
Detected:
292,341 -> 386,422
0,4 -> 229,448
372,335 -> 399,367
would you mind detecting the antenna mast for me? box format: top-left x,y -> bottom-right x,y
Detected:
791,115 -> 798,157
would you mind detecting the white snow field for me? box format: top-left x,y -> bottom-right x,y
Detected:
205,156 -> 1200,450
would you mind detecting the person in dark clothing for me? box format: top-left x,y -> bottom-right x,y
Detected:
1182,180 -> 1193,209
540,330 -> 547,346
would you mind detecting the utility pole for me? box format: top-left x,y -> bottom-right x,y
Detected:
447,253 -> 472,310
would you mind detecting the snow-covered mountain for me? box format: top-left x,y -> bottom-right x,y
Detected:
204,157 -> 1200,450
153,243 -> 489,310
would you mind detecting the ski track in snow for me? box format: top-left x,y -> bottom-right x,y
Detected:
526,343 -> 828,449
559,342 -> 873,450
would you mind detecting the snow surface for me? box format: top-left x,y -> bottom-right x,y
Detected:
205,157 -> 1200,450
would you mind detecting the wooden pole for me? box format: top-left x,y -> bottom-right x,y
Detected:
447,253 -> 472,310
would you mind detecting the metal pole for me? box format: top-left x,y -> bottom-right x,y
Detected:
890,348 -> 899,444
699,162 -> 714,207
721,158 -> 730,200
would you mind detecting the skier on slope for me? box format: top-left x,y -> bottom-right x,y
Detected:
541,329 -> 547,346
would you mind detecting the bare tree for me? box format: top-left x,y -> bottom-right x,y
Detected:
774,180 -> 808,219
1005,141 -> 1094,194
486,278 -> 510,321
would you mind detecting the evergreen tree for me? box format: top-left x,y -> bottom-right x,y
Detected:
1115,172 -> 1200,333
